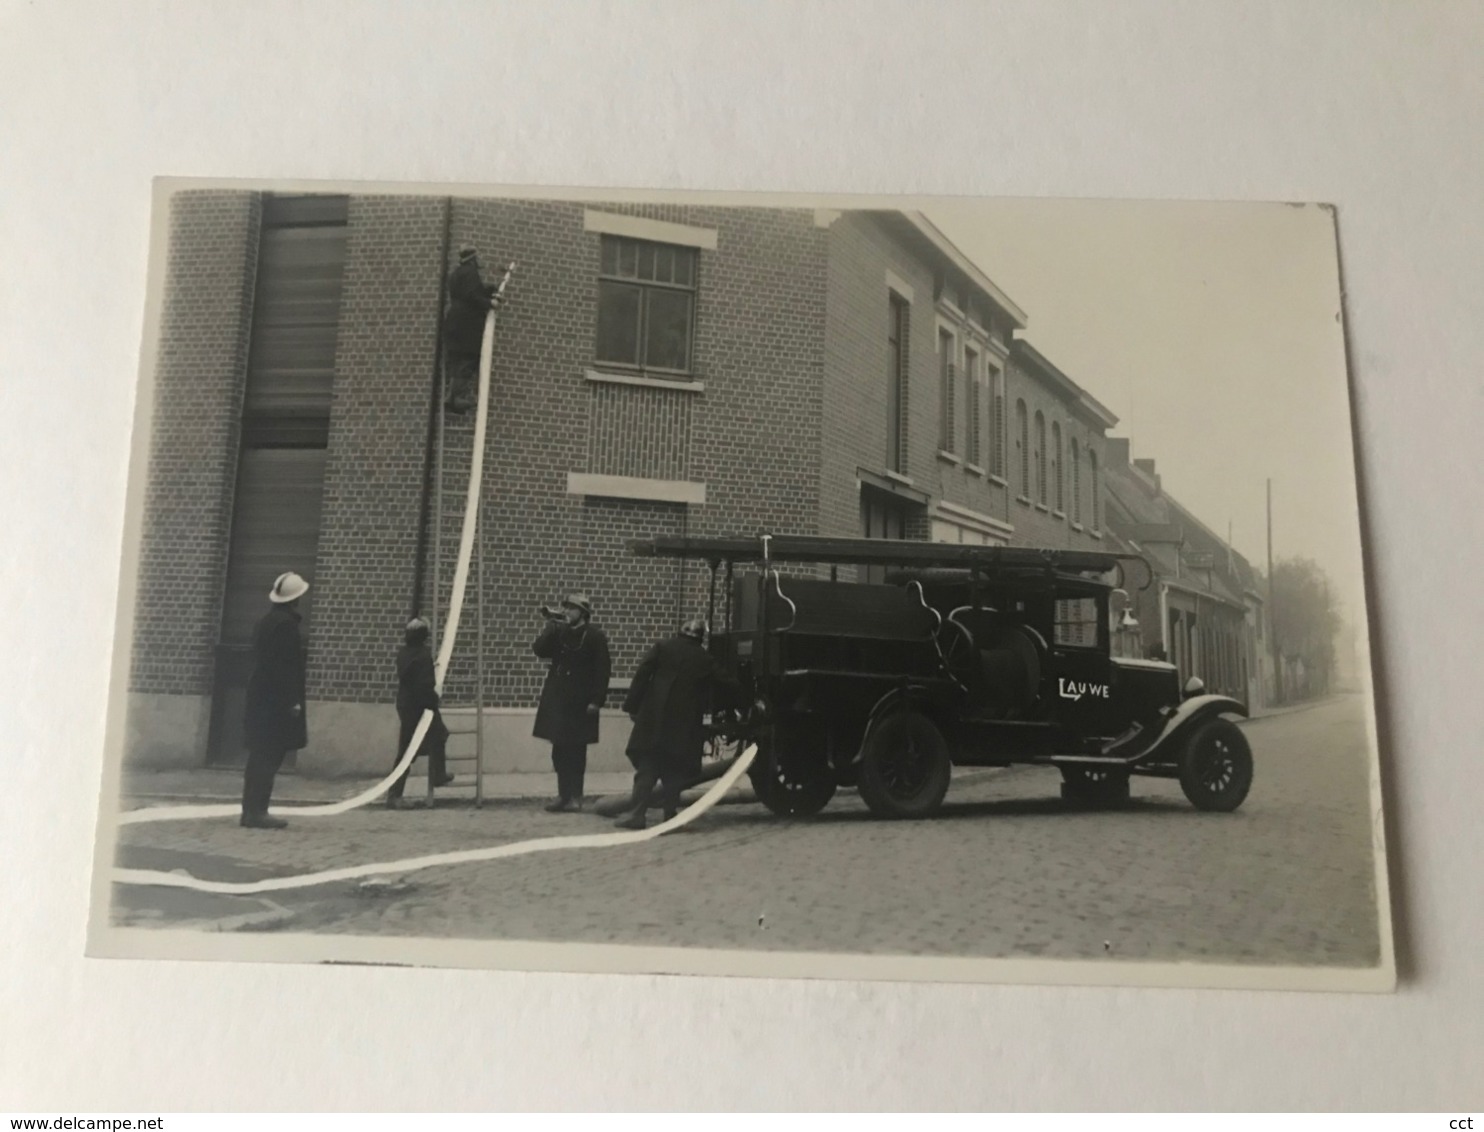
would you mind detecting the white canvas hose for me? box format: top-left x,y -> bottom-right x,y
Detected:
121,293 -> 505,829
113,744 -> 758,895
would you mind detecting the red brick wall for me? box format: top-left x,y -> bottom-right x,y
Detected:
129,190 -> 260,696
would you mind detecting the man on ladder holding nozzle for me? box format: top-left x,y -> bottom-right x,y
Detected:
442,244 -> 504,415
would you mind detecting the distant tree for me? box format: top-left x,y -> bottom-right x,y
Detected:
1269,557 -> 1341,700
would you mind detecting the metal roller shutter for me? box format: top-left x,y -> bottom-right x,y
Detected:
208,193 -> 347,764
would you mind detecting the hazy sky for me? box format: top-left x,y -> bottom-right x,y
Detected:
925,198 -> 1367,625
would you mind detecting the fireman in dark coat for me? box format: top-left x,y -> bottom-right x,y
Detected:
441,245 -> 502,415
616,617 -> 739,830
532,593 -> 611,812
240,571 -> 310,829
387,618 -> 453,809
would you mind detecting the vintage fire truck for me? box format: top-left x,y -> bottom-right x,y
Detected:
628,534 -> 1254,820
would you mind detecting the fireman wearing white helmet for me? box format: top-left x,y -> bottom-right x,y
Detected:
240,571 -> 310,828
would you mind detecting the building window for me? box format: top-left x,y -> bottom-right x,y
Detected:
1052,421 -> 1063,512
1070,438 -> 1082,524
1090,449 -> 1101,530
1054,597 -> 1100,648
1034,410 -> 1047,506
596,235 -> 697,375
887,293 -> 909,473
990,366 -> 1006,478
965,346 -> 981,468
1016,399 -> 1029,498
938,329 -> 956,453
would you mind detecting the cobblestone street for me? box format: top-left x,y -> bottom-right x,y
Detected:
110,694 -> 1383,968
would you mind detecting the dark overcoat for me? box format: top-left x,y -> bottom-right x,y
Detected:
532,621 -> 611,746
243,605 -> 308,753
396,642 -> 449,745
442,259 -> 495,358
623,635 -> 739,781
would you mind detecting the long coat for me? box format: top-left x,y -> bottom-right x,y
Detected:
243,605 -> 308,753
623,635 -> 739,782
396,642 -> 449,744
532,621 -> 611,746
441,258 -> 495,358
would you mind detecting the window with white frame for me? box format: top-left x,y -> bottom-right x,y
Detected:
887,292 -> 909,473
1034,410 -> 1047,505
1090,449 -> 1102,530
965,346 -> 982,468
1052,421 -> 1063,513
990,365 -> 1006,478
1016,399 -> 1029,498
1070,438 -> 1082,524
596,235 -> 698,375
938,328 -> 956,453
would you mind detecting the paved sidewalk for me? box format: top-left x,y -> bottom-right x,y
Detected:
119,763 -> 1009,809
115,696 -> 1344,808
119,767 -> 638,806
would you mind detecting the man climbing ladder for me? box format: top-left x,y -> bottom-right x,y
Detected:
442,245 -> 505,414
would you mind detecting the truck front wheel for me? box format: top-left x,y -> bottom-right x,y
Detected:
1178,718 -> 1254,813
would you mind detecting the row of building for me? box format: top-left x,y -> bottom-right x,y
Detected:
124,190 -> 1276,777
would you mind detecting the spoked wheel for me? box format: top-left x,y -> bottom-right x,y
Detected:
1059,765 -> 1132,808
857,710 -> 952,819
749,721 -> 837,817
1178,718 -> 1254,812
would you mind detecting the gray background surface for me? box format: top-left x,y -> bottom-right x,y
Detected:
2,0 -> 1479,1111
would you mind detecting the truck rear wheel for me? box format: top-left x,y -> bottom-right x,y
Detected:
857,710 -> 951,819
1178,718 -> 1253,812
749,723 -> 837,817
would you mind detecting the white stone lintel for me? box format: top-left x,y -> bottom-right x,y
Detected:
583,209 -> 718,250
566,472 -> 706,505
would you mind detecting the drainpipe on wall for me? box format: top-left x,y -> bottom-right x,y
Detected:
411,196 -> 453,623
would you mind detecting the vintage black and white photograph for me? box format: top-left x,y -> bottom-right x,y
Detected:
87,179 -> 1393,990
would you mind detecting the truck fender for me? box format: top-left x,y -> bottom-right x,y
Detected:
1139,694 -> 1249,762
853,684 -> 937,764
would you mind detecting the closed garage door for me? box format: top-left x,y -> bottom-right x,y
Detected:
207,193 -> 346,765
209,448 -> 328,763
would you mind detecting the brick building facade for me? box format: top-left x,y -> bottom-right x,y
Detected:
125,192 -> 1118,775
1101,438 -> 1269,708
